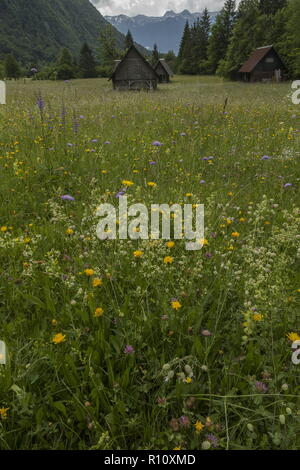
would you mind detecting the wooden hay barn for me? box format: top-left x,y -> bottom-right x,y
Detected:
110,45 -> 159,91
239,45 -> 287,82
154,59 -> 174,83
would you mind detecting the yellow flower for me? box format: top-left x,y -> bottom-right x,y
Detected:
84,269 -> 95,276
52,333 -> 66,344
0,407 -> 9,419
194,420 -> 204,432
173,447 -> 182,450
253,313 -> 264,322
185,193 -> 193,197
164,256 -> 173,264
133,250 -> 143,258
185,377 -> 192,383
147,182 -> 157,187
51,319 -> 58,326
92,278 -> 103,287
287,332 -> 300,342
0,226 -> 7,232
66,228 -> 74,235
231,232 -> 240,238
239,218 -> 246,222
200,238 -> 209,246
227,192 -> 233,197
94,307 -> 104,317
23,237 -> 31,244
166,241 -> 175,248
122,180 -> 134,186
171,300 -> 182,310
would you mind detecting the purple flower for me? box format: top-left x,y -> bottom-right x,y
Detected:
115,189 -> 126,198
261,155 -> 271,160
200,180 -> 206,184
255,381 -> 268,393
104,141 -> 111,145
149,161 -> 156,165
67,143 -> 73,147
91,139 -> 98,143
207,434 -> 218,448
179,416 -> 190,428
152,141 -> 163,147
204,252 -> 213,259
36,97 -> 45,110
61,195 -> 75,201
284,183 -> 293,188
124,345 -> 134,355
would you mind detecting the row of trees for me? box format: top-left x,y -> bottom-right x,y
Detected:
0,25 -> 176,80
177,0 -> 300,78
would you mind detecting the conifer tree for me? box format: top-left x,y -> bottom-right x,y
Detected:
4,53 -> 21,79
79,43 -> 97,78
151,44 -> 159,65
125,30 -> 134,49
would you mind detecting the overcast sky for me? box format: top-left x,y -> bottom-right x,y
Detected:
91,0 -> 236,17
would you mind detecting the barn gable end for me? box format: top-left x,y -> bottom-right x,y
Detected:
110,45 -> 159,91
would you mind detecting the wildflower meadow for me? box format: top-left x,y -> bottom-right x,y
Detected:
0,76 -> 299,450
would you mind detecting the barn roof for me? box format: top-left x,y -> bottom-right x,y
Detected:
110,44 -> 159,80
239,45 -> 276,73
155,59 -> 174,76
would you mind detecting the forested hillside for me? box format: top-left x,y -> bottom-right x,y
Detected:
0,0 -> 125,64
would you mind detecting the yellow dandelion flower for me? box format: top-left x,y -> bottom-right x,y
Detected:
0,226 -> 7,232
287,332 -> 300,342
253,314 -> 264,322
51,319 -> 58,326
164,256 -> 173,264
185,193 -> 193,197
66,228 -> 74,235
231,232 -> 240,238
84,269 -> 95,276
0,407 -> 9,419
185,377 -> 193,384
171,300 -> 182,310
133,250 -> 143,258
122,180 -> 134,186
166,241 -> 175,248
52,333 -> 66,344
227,192 -> 233,197
147,182 -> 157,187
23,237 -> 31,244
92,278 -> 103,287
194,420 -> 204,432
94,307 -> 104,317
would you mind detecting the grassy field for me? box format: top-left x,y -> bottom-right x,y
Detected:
0,75 -> 299,450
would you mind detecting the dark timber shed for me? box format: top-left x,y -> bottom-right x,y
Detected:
154,59 -> 174,83
110,45 -> 159,91
239,45 -> 287,82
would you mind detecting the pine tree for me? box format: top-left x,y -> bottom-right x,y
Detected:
259,0 -> 287,15
177,21 -> 196,74
198,8 -> 211,73
56,48 -> 75,80
151,44 -> 159,65
125,30 -> 134,49
207,1 -> 236,74
4,54 -> 21,79
219,0 -> 261,78
79,43 -> 97,78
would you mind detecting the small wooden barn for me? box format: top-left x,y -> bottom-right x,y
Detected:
154,59 -> 174,83
239,45 -> 287,82
110,45 -> 159,91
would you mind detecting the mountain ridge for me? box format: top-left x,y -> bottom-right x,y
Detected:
105,9 -> 219,53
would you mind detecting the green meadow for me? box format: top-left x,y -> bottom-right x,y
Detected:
0,76 -> 299,449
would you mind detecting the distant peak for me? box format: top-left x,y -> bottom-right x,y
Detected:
164,10 -> 176,17
181,9 -> 191,15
